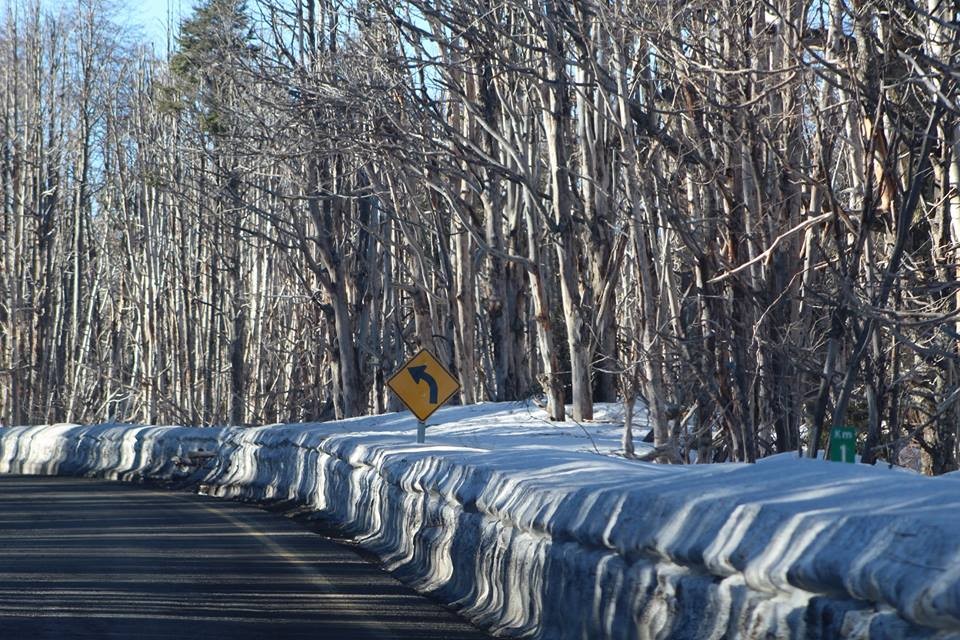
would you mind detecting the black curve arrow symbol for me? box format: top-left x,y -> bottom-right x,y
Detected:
408,365 -> 438,404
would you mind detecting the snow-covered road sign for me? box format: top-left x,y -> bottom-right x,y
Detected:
387,348 -> 460,423
828,426 -> 857,463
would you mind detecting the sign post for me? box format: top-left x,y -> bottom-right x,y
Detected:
828,426 -> 857,463
387,349 -> 461,443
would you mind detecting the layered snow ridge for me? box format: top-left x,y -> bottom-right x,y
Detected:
1,402 -> 959,639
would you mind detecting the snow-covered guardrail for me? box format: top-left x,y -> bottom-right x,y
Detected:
1,404 -> 958,639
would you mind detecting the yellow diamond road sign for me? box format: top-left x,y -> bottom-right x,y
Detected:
387,349 -> 460,422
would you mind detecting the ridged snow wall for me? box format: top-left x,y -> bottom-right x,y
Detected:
1,417 -> 959,640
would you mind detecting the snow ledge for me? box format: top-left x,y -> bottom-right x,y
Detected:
2,405 -> 959,639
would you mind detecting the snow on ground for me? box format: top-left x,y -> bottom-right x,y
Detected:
314,400 -> 648,456
1,402 -> 959,639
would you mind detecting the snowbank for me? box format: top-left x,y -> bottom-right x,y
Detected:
2,403 -> 959,639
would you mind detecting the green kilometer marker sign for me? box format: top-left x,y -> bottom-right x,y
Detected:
828,426 -> 857,463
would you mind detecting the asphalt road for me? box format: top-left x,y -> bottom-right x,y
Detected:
0,475 -> 490,639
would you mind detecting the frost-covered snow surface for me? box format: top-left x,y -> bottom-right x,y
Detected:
2,402 -> 960,639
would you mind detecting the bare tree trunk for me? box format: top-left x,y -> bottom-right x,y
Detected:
541,0 -> 591,421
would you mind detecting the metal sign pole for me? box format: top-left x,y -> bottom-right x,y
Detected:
417,420 -> 426,444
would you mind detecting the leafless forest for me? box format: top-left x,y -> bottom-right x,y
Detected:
1,0 -> 959,471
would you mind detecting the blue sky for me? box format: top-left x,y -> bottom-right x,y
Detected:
26,0 -> 192,54
119,0 -> 192,52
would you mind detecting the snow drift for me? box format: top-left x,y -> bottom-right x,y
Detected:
1,403 -> 958,639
